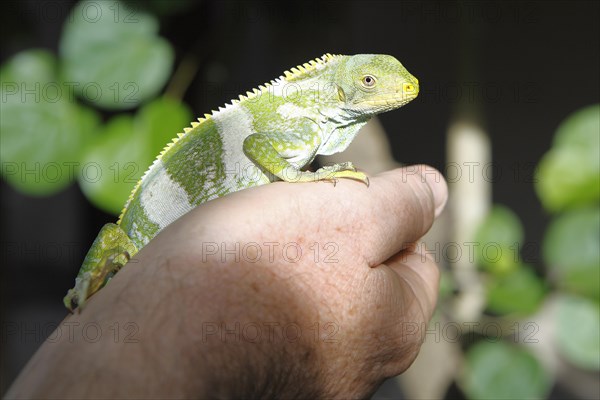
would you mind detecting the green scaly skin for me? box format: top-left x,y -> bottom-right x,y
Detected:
64,53 -> 420,311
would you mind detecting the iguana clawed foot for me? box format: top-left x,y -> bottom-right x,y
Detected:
313,162 -> 370,186
63,250 -> 131,312
64,223 -> 137,312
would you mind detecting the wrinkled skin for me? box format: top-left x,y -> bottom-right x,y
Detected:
8,165 -> 447,399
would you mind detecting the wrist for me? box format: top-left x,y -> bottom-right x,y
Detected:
172,253 -> 323,397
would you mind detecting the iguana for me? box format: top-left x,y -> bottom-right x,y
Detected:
64,53 -> 419,311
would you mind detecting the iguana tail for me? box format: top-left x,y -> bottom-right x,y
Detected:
63,223 -> 138,312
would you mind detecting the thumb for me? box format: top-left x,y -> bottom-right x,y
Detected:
360,165 -> 448,266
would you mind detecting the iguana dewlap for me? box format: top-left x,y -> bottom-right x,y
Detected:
64,53 -> 419,311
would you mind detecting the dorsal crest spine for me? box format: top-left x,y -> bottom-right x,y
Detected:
117,53 -> 342,224
284,53 -> 340,82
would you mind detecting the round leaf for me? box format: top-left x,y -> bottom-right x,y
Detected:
554,104 -> 600,149
0,50 -> 99,196
60,0 -> 174,109
78,98 -> 192,215
556,295 -> 600,370
462,341 -> 550,400
474,205 -> 524,274
535,105 -> 600,212
78,115 -> 150,215
0,49 -> 56,84
486,264 -> 547,315
543,207 -> 600,300
135,97 -> 192,155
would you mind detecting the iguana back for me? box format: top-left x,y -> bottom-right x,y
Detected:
64,53 -> 420,311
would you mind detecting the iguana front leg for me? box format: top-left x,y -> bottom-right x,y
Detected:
63,223 -> 137,312
243,133 -> 369,184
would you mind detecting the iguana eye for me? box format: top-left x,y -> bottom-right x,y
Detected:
362,75 -> 376,87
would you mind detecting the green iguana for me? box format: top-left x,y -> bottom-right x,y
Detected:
64,53 -> 419,311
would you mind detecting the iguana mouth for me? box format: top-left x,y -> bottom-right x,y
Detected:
355,93 -> 418,108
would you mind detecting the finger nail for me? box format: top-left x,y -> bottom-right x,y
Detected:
419,166 -> 448,219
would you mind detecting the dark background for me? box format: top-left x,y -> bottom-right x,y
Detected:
1,0 -> 599,396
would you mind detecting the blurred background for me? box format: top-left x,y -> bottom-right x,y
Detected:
1,0 -> 598,398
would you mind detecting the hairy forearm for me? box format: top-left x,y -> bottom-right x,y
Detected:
7,228 -> 327,398
7,168 -> 445,399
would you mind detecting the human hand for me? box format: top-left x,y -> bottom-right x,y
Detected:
7,165 -> 447,399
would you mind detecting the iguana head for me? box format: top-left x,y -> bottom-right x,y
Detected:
334,54 -> 419,116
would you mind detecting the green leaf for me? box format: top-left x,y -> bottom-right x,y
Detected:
59,0 -> 174,109
554,104 -> 600,149
462,341 -> 550,400
78,98 -> 192,215
543,207 -> 600,300
556,295 -> 600,370
0,50 -> 99,196
78,115 -> 148,215
535,104 -> 600,212
474,205 -> 524,275
135,97 -> 192,156
486,264 -> 547,315
0,49 -> 57,84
